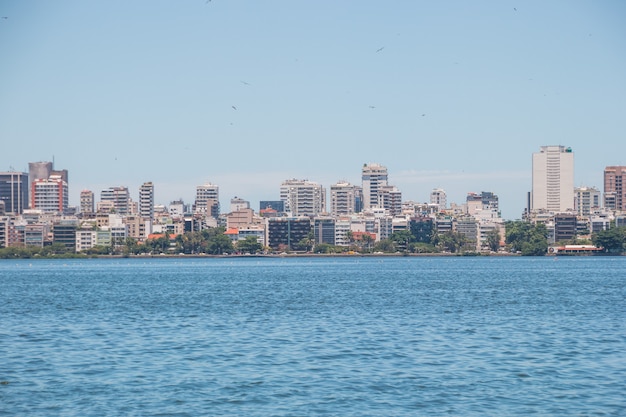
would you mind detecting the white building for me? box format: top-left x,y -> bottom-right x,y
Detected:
330,181 -> 359,216
430,188 -> 447,211
195,183 -> 219,216
280,179 -> 326,217
100,186 -> 131,215
574,186 -> 601,216
139,182 -> 154,220
362,163 -> 388,210
532,145 -> 574,213
31,175 -> 69,214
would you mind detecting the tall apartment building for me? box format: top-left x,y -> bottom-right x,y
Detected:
0,171 -> 29,214
604,166 -> 626,212
362,163 -> 388,210
195,183 -> 220,217
28,161 -> 68,206
280,179 -> 326,217
378,185 -> 402,216
531,145 -> 574,213
430,188 -> 447,211
574,186 -> 601,216
139,182 -> 154,220
80,190 -> 94,214
100,186 -> 131,215
330,181 -> 360,216
31,174 -> 69,213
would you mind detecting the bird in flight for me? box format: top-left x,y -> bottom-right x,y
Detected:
231,105 -> 237,110
1,16 -> 8,19
240,81 -> 251,86
369,106 -> 376,109
376,46 -> 385,53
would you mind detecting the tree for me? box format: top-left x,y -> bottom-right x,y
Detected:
592,226 -> 626,253
206,234 -> 234,255
236,236 -> 263,254
505,221 -> 548,256
485,229 -> 500,252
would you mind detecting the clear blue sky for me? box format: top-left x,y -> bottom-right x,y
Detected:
1,1 -> 625,219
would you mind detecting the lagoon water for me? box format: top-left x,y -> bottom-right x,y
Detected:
1,256 -> 625,416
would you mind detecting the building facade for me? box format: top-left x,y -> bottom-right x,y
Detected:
31,175 -> 69,214
330,181 -> 360,216
532,146 -> 574,213
604,166 -> 626,212
280,179 -> 326,217
361,163 -> 388,210
0,172 -> 29,214
139,182 -> 154,220
101,186 -> 131,215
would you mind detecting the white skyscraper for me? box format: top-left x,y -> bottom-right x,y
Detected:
531,145 -> 574,213
361,163 -> 388,210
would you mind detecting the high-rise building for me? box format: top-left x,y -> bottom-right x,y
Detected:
100,186 -> 131,215
0,171 -> 29,214
32,174 -> 69,213
361,163 -> 388,210
574,186 -> 601,216
195,183 -> 220,217
280,179 -> 326,217
604,166 -> 626,212
80,190 -> 94,214
139,182 -> 154,220
531,145 -> 574,213
377,185 -> 402,216
28,161 -> 69,211
430,188 -> 447,211
330,181 -> 360,216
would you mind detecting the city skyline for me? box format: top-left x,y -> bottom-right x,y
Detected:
2,2 -> 625,220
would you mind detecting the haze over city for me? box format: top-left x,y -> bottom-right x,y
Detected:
1,1 -> 625,220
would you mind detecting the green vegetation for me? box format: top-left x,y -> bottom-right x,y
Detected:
592,225 -> 626,254
505,221 -> 549,256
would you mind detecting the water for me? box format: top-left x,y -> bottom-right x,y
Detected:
1,256 -> 624,416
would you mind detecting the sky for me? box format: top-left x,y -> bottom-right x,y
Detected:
1,1 -> 625,220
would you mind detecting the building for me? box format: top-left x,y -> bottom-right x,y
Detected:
531,146 -> 574,213
0,171 -> 29,214
554,214 -> 577,243
430,189 -> 447,212
80,190 -> 94,215
604,166 -> 626,212
466,191 -> 499,216
266,217 -> 312,250
313,217 -> 336,245
194,183 -> 219,217
52,219 -> 79,250
280,179 -> 326,217
330,181 -> 360,216
377,185 -> 402,216
574,186 -> 601,216
139,182 -> 155,220
31,175 -> 69,214
100,186 -> 131,215
260,200 -> 285,213
230,197 -> 250,213
28,161 -> 68,206
362,163 -> 388,210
